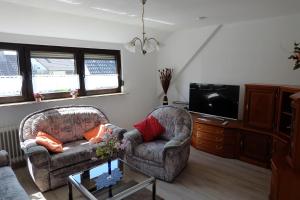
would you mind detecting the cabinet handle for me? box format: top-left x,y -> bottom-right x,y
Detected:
216,145 -> 223,150
216,137 -> 223,142
240,139 -> 244,149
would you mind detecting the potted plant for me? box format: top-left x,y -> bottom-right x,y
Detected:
33,93 -> 44,102
289,42 -> 300,70
96,132 -> 128,179
70,89 -> 79,99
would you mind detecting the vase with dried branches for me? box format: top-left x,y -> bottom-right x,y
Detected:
158,68 -> 174,105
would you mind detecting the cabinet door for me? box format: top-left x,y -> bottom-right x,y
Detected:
244,85 -> 278,131
240,130 -> 272,167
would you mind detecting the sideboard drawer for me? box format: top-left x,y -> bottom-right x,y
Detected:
192,139 -> 237,158
196,123 -> 224,135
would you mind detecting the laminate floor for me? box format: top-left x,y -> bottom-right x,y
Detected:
14,147 -> 271,200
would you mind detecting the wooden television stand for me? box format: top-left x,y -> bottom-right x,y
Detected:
191,114 -> 241,159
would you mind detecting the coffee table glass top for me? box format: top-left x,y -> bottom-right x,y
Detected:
68,159 -> 155,200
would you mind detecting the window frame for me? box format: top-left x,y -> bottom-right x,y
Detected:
0,42 -> 122,104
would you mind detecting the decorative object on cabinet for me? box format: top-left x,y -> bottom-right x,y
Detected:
158,68 -> 174,105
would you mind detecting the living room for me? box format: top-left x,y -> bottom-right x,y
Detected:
0,0 -> 299,200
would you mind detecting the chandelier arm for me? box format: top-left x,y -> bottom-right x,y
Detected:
131,37 -> 143,44
147,37 -> 160,45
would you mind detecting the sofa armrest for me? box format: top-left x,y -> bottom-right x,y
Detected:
124,129 -> 143,155
26,145 -> 50,168
20,139 -> 38,154
105,123 -> 127,140
0,150 -> 9,167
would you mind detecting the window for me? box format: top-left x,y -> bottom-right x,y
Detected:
31,51 -> 79,94
84,54 -> 119,91
0,42 -> 122,104
0,49 -> 22,97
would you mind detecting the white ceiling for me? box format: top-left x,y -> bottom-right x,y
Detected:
1,0 -> 300,31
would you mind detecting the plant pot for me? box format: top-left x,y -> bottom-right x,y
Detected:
35,97 -> 42,102
163,95 -> 168,105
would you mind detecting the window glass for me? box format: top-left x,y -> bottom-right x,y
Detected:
31,51 -> 79,94
0,49 -> 22,97
84,54 -> 118,91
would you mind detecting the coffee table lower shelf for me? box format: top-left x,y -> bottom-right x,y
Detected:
68,159 -> 156,200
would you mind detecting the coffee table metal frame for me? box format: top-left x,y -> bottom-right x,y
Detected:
68,159 -> 156,200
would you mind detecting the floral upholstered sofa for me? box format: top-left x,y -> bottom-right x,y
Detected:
19,105 -> 126,192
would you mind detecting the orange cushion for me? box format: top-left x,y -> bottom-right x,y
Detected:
84,124 -> 112,144
36,131 -> 63,153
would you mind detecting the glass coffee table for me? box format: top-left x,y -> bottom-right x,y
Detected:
68,159 -> 156,200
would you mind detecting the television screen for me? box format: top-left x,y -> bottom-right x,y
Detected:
189,83 -> 240,119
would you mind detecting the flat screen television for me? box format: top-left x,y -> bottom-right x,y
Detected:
189,83 -> 240,119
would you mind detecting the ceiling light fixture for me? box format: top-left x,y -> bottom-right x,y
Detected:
125,0 -> 159,55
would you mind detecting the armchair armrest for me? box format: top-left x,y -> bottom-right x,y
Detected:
26,145 -> 50,168
124,129 -> 143,155
0,150 -> 9,167
105,123 -> 127,140
163,133 -> 191,152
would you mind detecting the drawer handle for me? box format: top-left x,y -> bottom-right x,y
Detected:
216,145 -> 223,150
215,137 -> 223,142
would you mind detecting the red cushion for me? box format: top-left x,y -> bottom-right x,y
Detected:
134,116 -> 165,142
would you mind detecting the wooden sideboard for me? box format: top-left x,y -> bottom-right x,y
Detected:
191,114 -> 273,167
191,83 -> 300,200
191,117 -> 240,158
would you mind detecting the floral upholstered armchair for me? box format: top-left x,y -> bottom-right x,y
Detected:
125,105 -> 192,182
19,105 -> 126,192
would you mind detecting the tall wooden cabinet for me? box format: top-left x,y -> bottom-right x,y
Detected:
270,92 -> 300,200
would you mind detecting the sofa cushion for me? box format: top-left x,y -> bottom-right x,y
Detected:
134,116 -> 165,142
36,132 -> 63,153
84,124 -> 112,144
50,140 -> 105,171
134,140 -> 167,164
0,166 -> 29,200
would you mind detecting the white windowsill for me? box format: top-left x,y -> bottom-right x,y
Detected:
0,92 -> 128,108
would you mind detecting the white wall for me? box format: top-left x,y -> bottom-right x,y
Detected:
0,32 -> 158,130
157,14 -> 300,119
